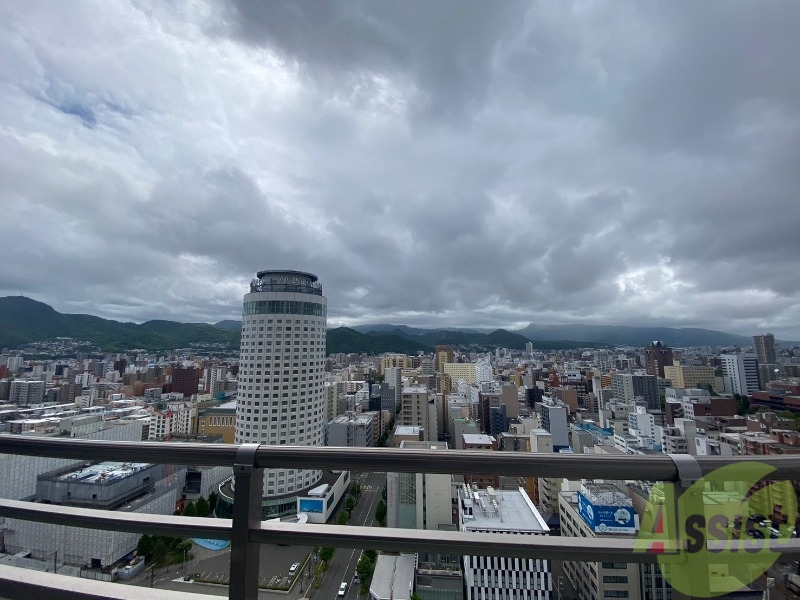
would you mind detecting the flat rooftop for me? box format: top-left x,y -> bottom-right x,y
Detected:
400,441 -> 448,450
462,434 -> 494,445
461,486 -> 548,533
581,482 -> 632,507
394,426 -> 422,435
330,414 -> 373,425
370,553 -> 416,600
52,462 -> 151,484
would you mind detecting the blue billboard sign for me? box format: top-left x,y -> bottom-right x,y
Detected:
577,491 -> 636,533
299,498 -> 324,514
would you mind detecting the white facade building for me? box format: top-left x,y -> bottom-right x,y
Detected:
387,441 -> 453,531
475,359 -> 493,384
721,353 -> 761,396
235,270 -> 327,499
459,485 -> 552,600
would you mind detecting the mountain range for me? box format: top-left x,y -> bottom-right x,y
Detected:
0,296 -> 239,352
0,296 -> 788,354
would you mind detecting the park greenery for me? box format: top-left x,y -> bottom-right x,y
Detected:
136,493 -> 217,567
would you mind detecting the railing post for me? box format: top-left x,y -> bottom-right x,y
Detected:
229,443 -> 263,600
667,453 -> 703,600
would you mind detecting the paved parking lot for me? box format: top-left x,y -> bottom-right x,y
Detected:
127,538 -> 315,595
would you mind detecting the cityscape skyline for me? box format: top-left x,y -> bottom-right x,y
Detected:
0,2 -> 799,338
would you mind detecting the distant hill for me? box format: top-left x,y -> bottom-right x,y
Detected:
355,325 -> 606,351
327,327 -> 432,355
0,296 -> 239,351
354,323 -> 481,335
516,323 -> 753,347
3,295 -> 788,355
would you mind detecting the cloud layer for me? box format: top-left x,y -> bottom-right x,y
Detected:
1,1 -> 798,338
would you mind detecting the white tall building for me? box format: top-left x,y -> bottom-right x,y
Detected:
384,367 -> 403,411
235,270 -> 327,499
475,358 -> 493,383
721,353 -> 760,396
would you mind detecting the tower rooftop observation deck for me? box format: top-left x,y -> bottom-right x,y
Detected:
250,270 -> 323,295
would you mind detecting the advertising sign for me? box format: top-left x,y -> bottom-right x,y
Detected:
577,491 -> 637,533
299,498 -> 324,513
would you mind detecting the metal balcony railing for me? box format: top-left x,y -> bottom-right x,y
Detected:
1,436 -> 800,600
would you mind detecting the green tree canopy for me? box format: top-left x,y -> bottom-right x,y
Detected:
356,555 -> 374,580
137,534 -> 154,558
375,500 -> 387,526
195,496 -> 210,517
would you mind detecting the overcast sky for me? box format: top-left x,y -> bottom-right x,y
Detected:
1,1 -> 798,337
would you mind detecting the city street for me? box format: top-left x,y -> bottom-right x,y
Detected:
305,472 -> 386,600
121,471 -> 386,599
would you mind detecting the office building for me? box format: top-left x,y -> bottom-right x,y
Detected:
721,353 -> 761,396
399,387 -> 437,441
387,441 -> 453,531
559,483 -> 641,600
529,429 -> 561,515
475,358 -> 493,383
381,354 -> 413,373
644,342 -> 673,378
538,402 -> 569,448
435,346 -> 455,372
663,363 -> 716,392
612,373 -> 659,410
234,270 -> 327,504
169,366 -> 200,397
326,412 -> 377,447
458,485 -> 552,600
462,433 -> 499,489
753,333 -> 777,366
384,366 -> 403,411
443,362 -> 478,385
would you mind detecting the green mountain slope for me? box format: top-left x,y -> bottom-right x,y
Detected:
327,327 -> 432,355
0,296 -> 239,351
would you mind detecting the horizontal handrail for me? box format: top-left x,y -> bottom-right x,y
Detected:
4,436 -> 800,480
0,564 -> 220,600
4,436 -> 800,600
4,498 -> 800,564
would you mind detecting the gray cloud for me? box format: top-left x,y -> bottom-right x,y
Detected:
0,0 -> 798,340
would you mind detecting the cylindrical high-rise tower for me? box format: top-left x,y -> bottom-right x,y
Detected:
235,270 -> 327,510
